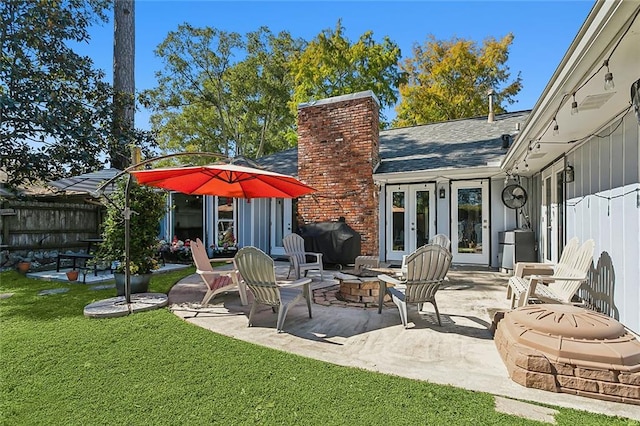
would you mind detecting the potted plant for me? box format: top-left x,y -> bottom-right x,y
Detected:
94,177 -> 166,296
17,258 -> 31,274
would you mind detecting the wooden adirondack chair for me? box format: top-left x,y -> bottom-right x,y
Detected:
283,233 -> 324,281
509,239 -> 595,308
234,246 -> 312,333
378,244 -> 452,327
191,238 -> 247,306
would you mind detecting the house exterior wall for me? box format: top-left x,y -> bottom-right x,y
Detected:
490,177 -> 518,267
237,198 -> 270,253
526,174 -> 542,258
436,180 -> 451,243
297,91 -> 380,256
565,111 -> 640,333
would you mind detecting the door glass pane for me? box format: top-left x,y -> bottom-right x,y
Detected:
457,188 -> 482,254
274,199 -> 284,244
545,177 -> 552,261
216,196 -> 234,249
415,190 -> 430,248
173,194 -> 203,242
292,199 -> 299,234
392,191 -> 405,251
556,172 -> 564,251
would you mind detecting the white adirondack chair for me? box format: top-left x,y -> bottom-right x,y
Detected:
191,238 -> 247,306
234,246 -> 312,333
429,234 -> 451,251
283,233 -> 324,281
399,234 -> 451,275
509,239 -> 595,308
507,236 -> 580,306
378,244 -> 452,327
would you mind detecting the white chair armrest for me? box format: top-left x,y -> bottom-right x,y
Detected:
197,269 -> 236,279
513,262 -> 555,278
531,274 -> 587,282
377,274 -> 403,286
208,257 -> 235,264
304,252 -> 322,262
278,277 -> 313,288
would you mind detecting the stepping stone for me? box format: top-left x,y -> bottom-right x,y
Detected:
0,293 -> 14,299
38,288 -> 70,296
494,396 -> 558,424
84,293 -> 168,318
89,284 -> 116,291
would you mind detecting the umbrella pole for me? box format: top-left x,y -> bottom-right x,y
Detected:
124,174 -> 132,304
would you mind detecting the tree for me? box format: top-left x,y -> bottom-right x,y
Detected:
141,25 -> 302,160
0,0 -> 112,189
289,20 -> 405,127
111,0 -> 135,170
393,34 -> 522,127
231,28 -> 303,157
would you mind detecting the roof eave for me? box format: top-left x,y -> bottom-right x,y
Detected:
374,165 -> 504,184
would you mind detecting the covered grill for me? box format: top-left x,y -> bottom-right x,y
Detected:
299,221 -> 361,268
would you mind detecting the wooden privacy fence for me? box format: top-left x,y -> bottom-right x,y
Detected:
0,199 -> 102,268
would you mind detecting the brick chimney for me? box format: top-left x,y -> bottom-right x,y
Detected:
297,91 -> 380,256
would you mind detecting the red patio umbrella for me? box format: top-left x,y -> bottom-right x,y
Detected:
129,163 -> 315,199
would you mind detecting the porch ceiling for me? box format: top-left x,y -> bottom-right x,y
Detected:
505,1 -> 640,175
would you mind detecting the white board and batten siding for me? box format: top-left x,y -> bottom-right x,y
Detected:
566,112 -> 640,333
489,177 -> 519,268
237,198 -> 270,253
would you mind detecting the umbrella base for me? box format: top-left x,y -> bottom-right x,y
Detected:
83,293 -> 168,318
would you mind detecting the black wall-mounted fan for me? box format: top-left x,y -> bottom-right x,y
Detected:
501,184 -> 528,209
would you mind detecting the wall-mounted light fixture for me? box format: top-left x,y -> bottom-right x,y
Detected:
439,187 -> 446,199
565,165 -> 575,183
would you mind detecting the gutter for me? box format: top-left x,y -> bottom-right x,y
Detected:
374,164 -> 503,184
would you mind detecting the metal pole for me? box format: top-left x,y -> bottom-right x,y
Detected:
124,173 -> 132,304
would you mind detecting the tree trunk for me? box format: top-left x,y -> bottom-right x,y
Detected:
111,0 -> 135,170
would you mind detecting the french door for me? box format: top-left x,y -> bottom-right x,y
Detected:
451,180 -> 489,264
541,160 -> 566,263
386,183 -> 436,262
270,198 -> 293,256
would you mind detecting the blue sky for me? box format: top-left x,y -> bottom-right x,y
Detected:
79,0 -> 595,130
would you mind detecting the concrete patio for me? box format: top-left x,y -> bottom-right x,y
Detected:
168,262 -> 640,422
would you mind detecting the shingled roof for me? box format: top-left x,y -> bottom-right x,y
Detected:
255,110 -> 530,176
377,110 -> 530,174
254,147 -> 299,176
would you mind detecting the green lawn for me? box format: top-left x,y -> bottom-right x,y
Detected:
0,269 -> 634,425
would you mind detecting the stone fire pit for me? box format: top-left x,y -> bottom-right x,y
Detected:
494,304 -> 640,405
333,268 -> 391,307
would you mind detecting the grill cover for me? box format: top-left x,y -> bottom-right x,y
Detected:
299,221 -> 361,267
